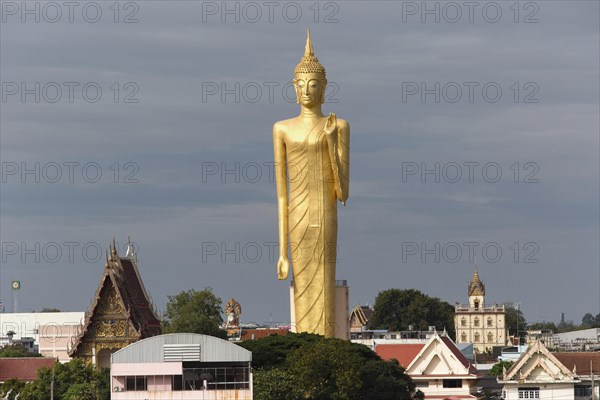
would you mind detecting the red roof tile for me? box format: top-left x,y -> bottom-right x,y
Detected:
0,358 -> 56,382
553,352 -> 600,375
240,328 -> 289,341
375,344 -> 425,367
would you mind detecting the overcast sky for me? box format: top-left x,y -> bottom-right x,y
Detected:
1,1 -> 598,328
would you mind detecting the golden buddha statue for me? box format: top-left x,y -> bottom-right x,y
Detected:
273,30 -> 350,338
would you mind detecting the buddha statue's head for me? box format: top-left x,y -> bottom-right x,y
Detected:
294,30 -> 327,106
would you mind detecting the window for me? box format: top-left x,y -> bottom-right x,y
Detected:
474,300 -> 480,310
181,367 -> 250,390
518,387 -> 540,399
125,376 -> 146,391
443,379 -> 462,388
461,318 -> 466,327
474,333 -> 480,342
415,381 -> 428,388
461,333 -> 467,342
574,385 -> 592,397
487,332 -> 494,342
172,375 -> 183,391
474,318 -> 480,327
488,318 -> 493,327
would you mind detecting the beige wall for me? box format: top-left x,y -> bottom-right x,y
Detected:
454,311 -> 506,353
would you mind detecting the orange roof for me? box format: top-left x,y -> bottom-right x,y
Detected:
0,358 -> 56,382
375,344 -> 425,367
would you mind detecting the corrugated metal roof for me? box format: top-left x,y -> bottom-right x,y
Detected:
111,333 -> 251,364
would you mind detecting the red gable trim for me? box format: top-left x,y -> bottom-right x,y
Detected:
375,344 -> 425,367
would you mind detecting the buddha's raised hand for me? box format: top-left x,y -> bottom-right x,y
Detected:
324,112 -> 337,142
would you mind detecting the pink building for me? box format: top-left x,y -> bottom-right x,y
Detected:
110,333 -> 252,400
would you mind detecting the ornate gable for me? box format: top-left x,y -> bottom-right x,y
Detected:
406,333 -> 476,376
68,239 -> 160,367
502,341 -> 575,383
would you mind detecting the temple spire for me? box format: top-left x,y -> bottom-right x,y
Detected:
468,262 -> 485,297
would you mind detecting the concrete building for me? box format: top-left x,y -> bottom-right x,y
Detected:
350,328 -> 439,350
498,340 -> 600,400
110,333 -> 252,400
552,328 -> 600,352
376,332 -> 479,399
0,311 -> 85,362
289,279 -> 349,340
454,268 -> 507,353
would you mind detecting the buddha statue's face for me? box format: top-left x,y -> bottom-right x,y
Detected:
294,73 -> 326,107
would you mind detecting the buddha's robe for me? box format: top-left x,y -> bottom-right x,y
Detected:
286,120 -> 346,337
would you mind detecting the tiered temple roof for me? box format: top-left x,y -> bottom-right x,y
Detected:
68,238 -> 160,366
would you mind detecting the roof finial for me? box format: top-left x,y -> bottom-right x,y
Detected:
105,248 -> 110,267
305,28 -> 314,57
112,237 -> 117,256
125,236 -> 135,259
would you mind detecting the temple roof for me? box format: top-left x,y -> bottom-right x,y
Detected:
468,268 -> 485,297
376,333 -> 477,376
349,304 -> 374,325
0,358 -> 56,382
552,352 -> 600,375
68,239 -> 161,356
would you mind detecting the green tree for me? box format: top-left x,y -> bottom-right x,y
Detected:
556,320 -> 577,333
0,343 -> 41,357
581,313 -> 600,327
243,333 -> 420,400
238,332 -> 321,369
162,288 -> 226,339
253,369 -> 305,400
40,308 -> 61,313
368,289 -> 455,339
17,359 -> 109,400
504,305 -> 526,341
528,322 -> 557,331
63,383 -> 99,400
0,378 -> 27,400
288,338 -> 419,400
489,361 -> 514,376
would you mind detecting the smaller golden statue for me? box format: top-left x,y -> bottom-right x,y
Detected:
224,298 -> 242,328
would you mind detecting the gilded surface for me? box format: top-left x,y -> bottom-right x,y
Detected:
97,283 -> 125,315
273,31 -> 349,337
95,320 -> 127,337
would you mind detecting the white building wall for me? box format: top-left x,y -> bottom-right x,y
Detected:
0,312 -> 85,362
503,383 -> 574,400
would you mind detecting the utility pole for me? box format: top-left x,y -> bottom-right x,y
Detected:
591,360 -> 596,400
50,363 -> 55,400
